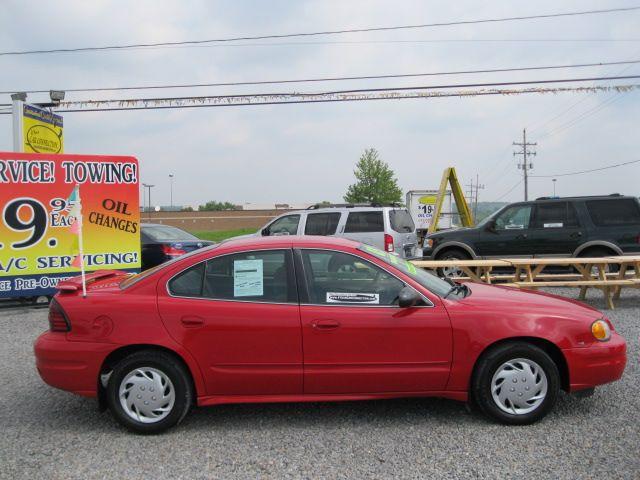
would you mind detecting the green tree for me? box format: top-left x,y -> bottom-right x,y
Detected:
344,148 -> 403,204
198,200 -> 237,211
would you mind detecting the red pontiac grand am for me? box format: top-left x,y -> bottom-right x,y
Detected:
34,236 -> 626,434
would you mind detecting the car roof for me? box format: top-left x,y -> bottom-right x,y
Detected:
218,234 -> 361,251
532,194 -> 636,202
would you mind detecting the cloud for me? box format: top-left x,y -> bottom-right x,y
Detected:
0,0 -> 638,206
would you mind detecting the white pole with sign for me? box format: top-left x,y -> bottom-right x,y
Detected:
10,93 -> 26,152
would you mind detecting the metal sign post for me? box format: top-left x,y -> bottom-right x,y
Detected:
10,92 -> 26,152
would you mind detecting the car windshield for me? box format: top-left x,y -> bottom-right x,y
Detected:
357,244 -> 460,298
143,225 -> 200,242
476,208 -> 503,227
120,244 -> 219,289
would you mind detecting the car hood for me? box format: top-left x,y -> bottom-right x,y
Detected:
447,282 -> 602,320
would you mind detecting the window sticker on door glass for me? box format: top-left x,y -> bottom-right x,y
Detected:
326,292 -> 380,304
233,259 -> 264,297
543,222 -> 563,228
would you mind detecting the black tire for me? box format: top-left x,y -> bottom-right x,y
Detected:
471,342 -> 560,425
577,248 -> 620,274
106,350 -> 193,434
435,248 -> 470,278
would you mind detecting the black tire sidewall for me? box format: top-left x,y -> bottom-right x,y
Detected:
472,343 -> 560,425
106,351 -> 192,434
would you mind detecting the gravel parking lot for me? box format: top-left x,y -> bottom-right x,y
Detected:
0,289 -> 638,480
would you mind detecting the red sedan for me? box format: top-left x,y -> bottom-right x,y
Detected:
34,236 -> 626,433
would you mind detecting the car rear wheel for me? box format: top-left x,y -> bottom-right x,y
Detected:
578,248 -> 620,274
106,350 -> 193,434
472,342 -> 560,425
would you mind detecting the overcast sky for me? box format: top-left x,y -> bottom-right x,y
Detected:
1,0 -> 639,208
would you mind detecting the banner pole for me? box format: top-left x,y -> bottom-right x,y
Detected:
76,185 -> 87,298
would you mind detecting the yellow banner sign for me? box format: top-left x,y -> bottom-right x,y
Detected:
23,104 -> 64,154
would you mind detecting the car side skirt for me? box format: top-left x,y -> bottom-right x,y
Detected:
196,390 -> 469,407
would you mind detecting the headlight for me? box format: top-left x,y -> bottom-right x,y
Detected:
591,319 -> 611,342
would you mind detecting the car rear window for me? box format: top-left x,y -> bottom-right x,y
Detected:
344,211 -> 384,233
304,212 -> 341,235
143,225 -> 199,242
586,199 -> 640,226
389,209 -> 415,233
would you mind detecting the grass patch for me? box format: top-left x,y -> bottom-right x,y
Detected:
193,228 -> 256,242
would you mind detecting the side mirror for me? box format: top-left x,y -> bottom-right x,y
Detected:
398,286 -> 420,308
261,227 -> 269,236
485,219 -> 496,232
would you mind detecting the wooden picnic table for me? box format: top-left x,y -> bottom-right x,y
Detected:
412,255 -> 640,309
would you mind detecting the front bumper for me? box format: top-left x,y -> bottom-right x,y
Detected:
563,332 -> 627,392
34,331 -> 115,397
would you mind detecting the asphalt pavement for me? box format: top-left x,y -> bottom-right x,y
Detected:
0,288 -> 638,479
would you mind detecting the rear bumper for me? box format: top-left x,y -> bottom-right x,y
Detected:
563,333 -> 627,392
34,332 -> 114,397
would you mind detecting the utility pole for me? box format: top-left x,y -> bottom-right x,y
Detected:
466,175 -> 485,220
513,129 -> 536,201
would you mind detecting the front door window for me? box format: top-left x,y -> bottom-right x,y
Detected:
301,250 -> 404,306
266,215 -> 300,236
495,205 -> 532,230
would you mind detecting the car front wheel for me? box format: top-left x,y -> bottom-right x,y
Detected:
472,342 -> 560,425
106,350 -> 193,434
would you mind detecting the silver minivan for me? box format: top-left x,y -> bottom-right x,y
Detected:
254,204 -> 419,258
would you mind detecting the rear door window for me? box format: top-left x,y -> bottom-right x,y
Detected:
586,199 -> 640,226
344,211 -> 384,233
389,209 -> 415,233
203,250 -> 296,303
532,202 -> 579,229
304,212 -> 341,235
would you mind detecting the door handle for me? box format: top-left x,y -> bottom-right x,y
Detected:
570,231 -> 583,238
180,316 -> 204,328
516,234 -> 528,240
311,319 -> 341,330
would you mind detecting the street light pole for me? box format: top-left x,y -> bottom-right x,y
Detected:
142,183 -> 155,221
552,178 -> 557,197
169,174 -> 174,209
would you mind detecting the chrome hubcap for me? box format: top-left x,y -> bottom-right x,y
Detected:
491,358 -> 547,415
441,258 -> 464,278
119,367 -> 175,424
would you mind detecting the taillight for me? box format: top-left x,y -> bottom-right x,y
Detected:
384,234 -> 395,252
48,299 -> 70,332
162,244 -> 187,257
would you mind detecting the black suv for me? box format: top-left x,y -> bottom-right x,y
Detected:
423,194 -> 640,261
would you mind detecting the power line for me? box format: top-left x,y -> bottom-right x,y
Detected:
1,6 -> 638,56
528,52 -> 640,135
1,83 -> 635,114
536,92 -> 629,140
495,180 -> 523,201
5,59 -> 639,95
530,159 -> 640,177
